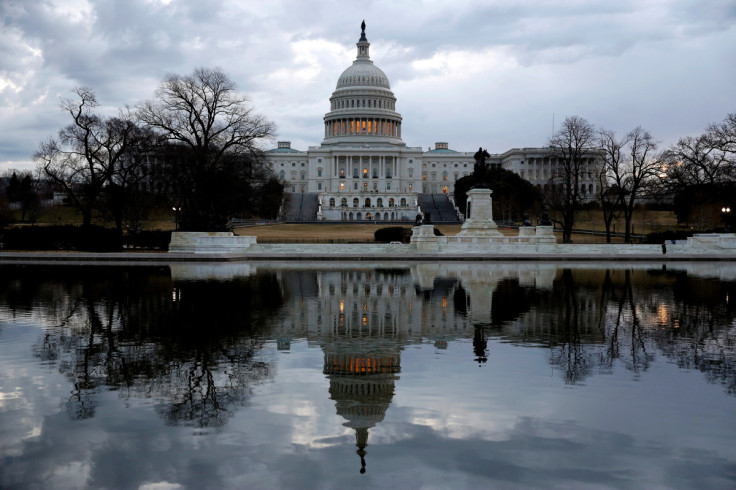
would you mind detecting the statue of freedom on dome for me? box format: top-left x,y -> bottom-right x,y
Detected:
361,20 -> 366,33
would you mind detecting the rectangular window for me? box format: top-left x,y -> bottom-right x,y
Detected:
318,182 -> 322,190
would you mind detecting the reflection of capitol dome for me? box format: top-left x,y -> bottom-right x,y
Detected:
324,347 -> 400,474
323,21 -> 403,146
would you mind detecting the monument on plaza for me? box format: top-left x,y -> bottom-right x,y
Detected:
457,188 -> 503,237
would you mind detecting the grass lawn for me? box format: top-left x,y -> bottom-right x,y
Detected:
14,205 -> 688,245
233,223 -> 610,244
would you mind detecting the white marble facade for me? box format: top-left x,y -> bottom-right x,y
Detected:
266,23 -> 604,221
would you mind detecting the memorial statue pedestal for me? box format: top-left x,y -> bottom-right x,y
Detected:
457,188 -> 503,237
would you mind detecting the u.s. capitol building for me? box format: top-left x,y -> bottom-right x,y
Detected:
267,23 -> 603,222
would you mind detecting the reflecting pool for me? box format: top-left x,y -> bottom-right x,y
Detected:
1,262 -> 735,489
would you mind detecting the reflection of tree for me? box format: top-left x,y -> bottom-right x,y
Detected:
655,273 -> 736,395
598,270 -> 654,377
539,268 -> 736,394
549,269 -> 594,385
0,266 -> 282,427
473,327 -> 488,365
490,279 -> 536,326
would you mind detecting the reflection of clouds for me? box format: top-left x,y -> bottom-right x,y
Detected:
1,335 -> 734,488
3,265 -> 736,487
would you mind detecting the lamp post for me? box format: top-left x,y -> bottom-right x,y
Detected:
172,206 -> 181,231
721,206 -> 732,231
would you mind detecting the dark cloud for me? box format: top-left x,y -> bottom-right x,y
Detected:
1,0 -> 735,171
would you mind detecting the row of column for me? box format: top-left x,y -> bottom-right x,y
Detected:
331,155 -> 400,179
324,118 -> 401,138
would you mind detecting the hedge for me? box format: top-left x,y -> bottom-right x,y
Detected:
1,225 -> 124,252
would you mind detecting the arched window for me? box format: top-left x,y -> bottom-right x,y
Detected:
329,198 -> 335,207
389,198 -> 395,207
408,168 -> 414,177
377,198 -> 383,207
353,198 -> 359,207
341,198 -> 347,207
365,198 -> 371,207
400,198 -> 407,206
442,171 -> 448,181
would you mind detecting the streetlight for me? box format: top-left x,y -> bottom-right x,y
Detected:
721,206 -> 732,231
172,206 -> 181,231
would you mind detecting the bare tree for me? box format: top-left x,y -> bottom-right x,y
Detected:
659,133 -> 733,190
656,113 -> 736,228
34,87 -> 149,231
548,115 -> 596,243
137,67 -> 276,230
622,127 -> 659,241
600,127 -> 659,242
596,130 -> 623,243
704,112 -> 736,167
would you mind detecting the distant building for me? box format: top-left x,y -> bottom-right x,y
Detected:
266,23 -> 603,221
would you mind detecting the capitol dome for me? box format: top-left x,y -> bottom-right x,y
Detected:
322,21 -> 403,146
336,61 -> 390,90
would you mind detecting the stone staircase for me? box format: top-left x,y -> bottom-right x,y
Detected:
416,193 -> 461,223
284,193 -> 319,222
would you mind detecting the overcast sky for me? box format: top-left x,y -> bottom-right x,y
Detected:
1,0 -> 735,173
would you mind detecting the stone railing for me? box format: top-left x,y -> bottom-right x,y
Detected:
169,232 -> 256,253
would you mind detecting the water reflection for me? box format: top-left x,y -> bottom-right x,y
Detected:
2,265 -> 283,428
1,262 -> 735,486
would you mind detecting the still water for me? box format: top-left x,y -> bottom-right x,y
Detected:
0,262 -> 734,489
